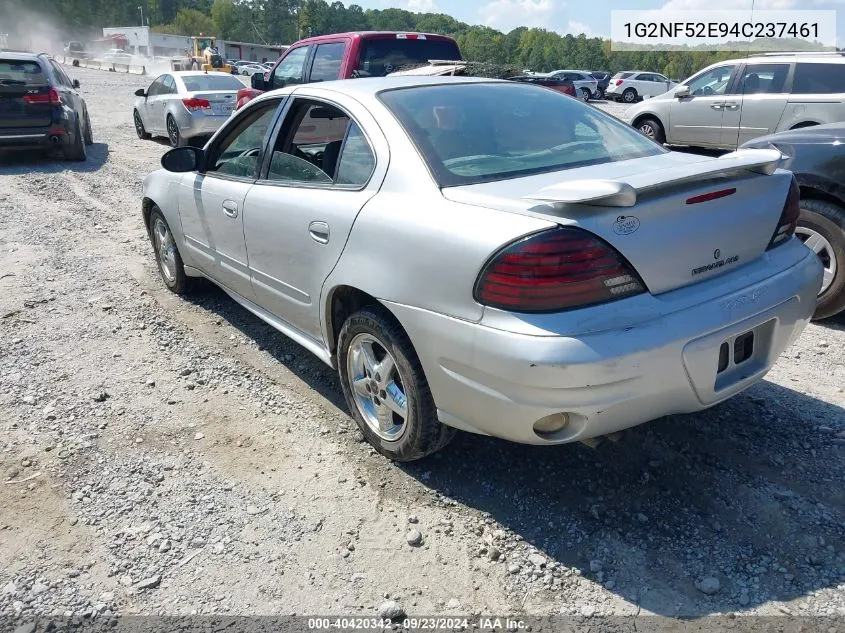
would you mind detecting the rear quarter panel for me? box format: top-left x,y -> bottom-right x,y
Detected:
779,97 -> 845,130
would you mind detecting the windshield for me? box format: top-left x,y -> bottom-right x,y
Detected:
182,74 -> 244,91
356,38 -> 461,76
0,59 -> 47,85
379,82 -> 665,187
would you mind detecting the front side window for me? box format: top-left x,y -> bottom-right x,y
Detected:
266,100 -> 351,184
686,65 -> 736,96
380,82 -> 664,187
147,77 -> 165,96
736,63 -> 789,94
309,43 -> 345,82
792,62 -> 845,94
161,75 -> 176,94
273,46 -> 309,88
207,101 -> 279,179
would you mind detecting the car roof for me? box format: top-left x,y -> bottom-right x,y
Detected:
291,31 -> 457,46
0,51 -> 50,61
254,75 -> 503,105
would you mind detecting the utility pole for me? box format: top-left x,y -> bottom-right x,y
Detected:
138,5 -> 144,27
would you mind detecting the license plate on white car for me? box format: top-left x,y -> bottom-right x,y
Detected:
215,104 -> 234,115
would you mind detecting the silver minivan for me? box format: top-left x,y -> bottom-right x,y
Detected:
622,53 -> 845,149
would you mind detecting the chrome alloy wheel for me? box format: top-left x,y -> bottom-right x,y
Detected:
346,333 -> 408,441
796,225 -> 837,294
639,122 -> 656,138
152,217 -> 177,284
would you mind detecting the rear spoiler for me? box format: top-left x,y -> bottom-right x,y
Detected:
522,148 -> 785,208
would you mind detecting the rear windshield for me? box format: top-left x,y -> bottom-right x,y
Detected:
379,82 -> 664,187
356,38 -> 461,77
792,62 -> 845,94
181,74 -> 244,92
0,59 -> 47,85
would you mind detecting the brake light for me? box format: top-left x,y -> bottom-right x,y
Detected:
23,88 -> 61,105
615,79 -> 624,86
474,227 -> 645,313
767,176 -> 800,250
182,97 -> 211,111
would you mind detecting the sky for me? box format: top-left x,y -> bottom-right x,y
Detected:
349,0 -> 845,46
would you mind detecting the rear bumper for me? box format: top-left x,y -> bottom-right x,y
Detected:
173,110 -> 232,140
0,125 -> 73,150
385,243 -> 822,445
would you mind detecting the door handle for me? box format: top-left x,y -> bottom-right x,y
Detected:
710,103 -> 724,110
723,102 -> 739,110
222,200 -> 239,218
309,221 -> 330,244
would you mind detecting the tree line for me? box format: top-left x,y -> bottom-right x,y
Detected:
3,0 -> 839,79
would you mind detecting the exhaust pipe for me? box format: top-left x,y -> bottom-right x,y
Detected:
49,135 -> 62,145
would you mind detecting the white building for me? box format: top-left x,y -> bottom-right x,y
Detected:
100,27 -> 287,62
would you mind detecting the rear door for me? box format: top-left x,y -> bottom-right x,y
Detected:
306,41 -> 346,82
0,57 -> 52,131
721,62 -> 791,147
668,63 -> 738,147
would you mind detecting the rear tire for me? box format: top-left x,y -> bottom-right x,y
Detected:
167,115 -> 184,148
83,109 -> 93,145
637,116 -> 665,144
62,115 -> 87,161
579,87 -> 591,102
148,207 -> 193,295
796,199 -> 845,320
622,88 -> 638,103
338,306 -> 455,462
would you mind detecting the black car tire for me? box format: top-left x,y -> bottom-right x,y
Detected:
83,109 -> 93,145
798,199 -> 845,320
148,207 -> 193,295
134,109 -> 151,140
62,115 -> 87,161
622,88 -> 638,103
637,117 -> 666,144
167,115 -> 184,148
338,306 -> 456,462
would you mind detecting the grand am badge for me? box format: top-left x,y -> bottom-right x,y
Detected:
692,252 -> 739,276
612,215 -> 640,235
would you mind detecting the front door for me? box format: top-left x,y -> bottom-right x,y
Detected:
668,64 -> 738,147
177,99 -> 281,298
242,96 -> 384,341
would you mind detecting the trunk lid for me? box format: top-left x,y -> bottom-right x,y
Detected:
442,150 -> 790,295
0,59 -> 52,129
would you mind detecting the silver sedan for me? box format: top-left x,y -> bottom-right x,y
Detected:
140,76 -> 822,462
132,71 -> 243,147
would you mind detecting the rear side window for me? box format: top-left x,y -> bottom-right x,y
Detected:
737,63 -> 789,94
792,63 -> 845,94
0,59 -> 47,85
355,38 -> 461,76
309,43 -> 345,82
336,122 -> 375,186
613,72 -> 634,80
182,74 -> 244,92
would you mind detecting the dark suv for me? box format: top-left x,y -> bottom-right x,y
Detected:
0,52 -> 92,161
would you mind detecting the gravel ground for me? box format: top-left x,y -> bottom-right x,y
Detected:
0,66 -> 844,624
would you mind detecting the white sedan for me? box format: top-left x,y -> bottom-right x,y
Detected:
139,76 -> 821,461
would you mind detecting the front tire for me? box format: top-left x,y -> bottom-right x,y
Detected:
796,199 -> 845,320
148,207 -> 193,295
622,88 -> 638,103
637,116 -> 665,144
338,307 -> 455,462
134,109 -> 151,140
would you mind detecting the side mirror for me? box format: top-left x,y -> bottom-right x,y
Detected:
161,146 -> 203,173
675,85 -> 691,98
251,73 -> 269,90
72,79 -> 81,89
135,88 -> 147,97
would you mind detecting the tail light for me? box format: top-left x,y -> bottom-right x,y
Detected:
615,79 -> 624,86
23,88 -> 62,105
182,98 -> 211,111
474,227 -> 645,313
767,176 -> 800,250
